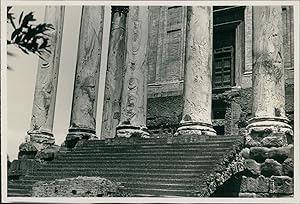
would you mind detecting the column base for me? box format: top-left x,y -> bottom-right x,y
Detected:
245,116 -> 293,147
27,130 -> 55,145
65,128 -> 98,148
116,125 -> 150,138
246,116 -> 293,135
175,122 -> 216,136
19,130 -> 55,160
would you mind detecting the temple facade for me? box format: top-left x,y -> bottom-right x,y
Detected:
8,5 -> 295,198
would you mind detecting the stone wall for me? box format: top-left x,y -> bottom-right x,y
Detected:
239,133 -> 294,197
147,84 -> 294,137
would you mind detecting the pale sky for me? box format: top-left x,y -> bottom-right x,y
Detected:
7,6 -> 111,160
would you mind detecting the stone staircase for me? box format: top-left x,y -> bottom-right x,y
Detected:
8,135 -> 241,197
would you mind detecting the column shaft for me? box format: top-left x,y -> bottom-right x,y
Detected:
101,6 -> 129,139
247,6 -> 292,134
116,6 -> 149,138
176,6 -> 216,136
28,6 -> 65,144
66,6 -> 105,144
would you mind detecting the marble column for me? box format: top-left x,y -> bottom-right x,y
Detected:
27,6 -> 65,145
116,6 -> 150,138
101,6 -> 129,139
246,6 -> 293,135
176,6 -> 216,136
66,6 -> 104,145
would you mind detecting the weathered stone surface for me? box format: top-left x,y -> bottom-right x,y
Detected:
243,159 -> 261,176
245,134 -> 262,147
261,159 -> 283,177
116,6 -> 150,138
19,142 -> 38,152
240,175 -> 270,193
256,193 -> 270,197
27,6 -> 65,144
18,141 -> 45,159
249,147 -> 269,162
268,146 -> 291,163
261,135 -> 287,147
269,176 -> 293,194
101,7 -> 128,139
251,7 -> 286,119
34,144 -> 60,161
282,158 -> 293,177
32,176 -> 129,197
176,6 -> 216,137
238,192 -> 257,197
8,159 -> 42,178
241,148 -> 250,159
67,6 -> 104,140
246,6 -> 293,140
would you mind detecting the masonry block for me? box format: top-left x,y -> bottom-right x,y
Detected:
261,134 -> 287,147
268,146 -> 291,163
240,175 -> 270,193
282,158 -> 293,177
261,159 -> 283,177
243,159 -> 261,176
269,176 -> 293,194
249,147 -> 269,162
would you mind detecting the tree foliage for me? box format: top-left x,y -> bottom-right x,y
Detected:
7,6 -> 54,58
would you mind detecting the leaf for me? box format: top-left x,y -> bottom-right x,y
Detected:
19,11 -> 24,25
21,12 -> 34,27
11,28 -> 20,41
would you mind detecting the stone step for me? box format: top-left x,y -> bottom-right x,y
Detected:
29,169 -> 205,177
79,140 -> 237,148
11,175 -> 204,186
57,154 -> 222,161
41,162 -> 214,170
21,171 -> 208,181
50,159 -> 215,165
72,146 -> 232,153
8,188 -> 31,195
7,192 -> 31,197
33,167 -> 207,175
59,150 -> 227,158
8,179 -> 197,193
84,136 -> 239,144
8,183 -> 33,190
123,181 -> 195,191
125,187 -> 192,197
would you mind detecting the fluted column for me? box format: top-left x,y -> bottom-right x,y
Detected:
66,6 -> 104,145
176,6 -> 216,137
116,6 -> 150,138
246,6 -> 293,136
101,6 -> 129,139
27,6 -> 65,145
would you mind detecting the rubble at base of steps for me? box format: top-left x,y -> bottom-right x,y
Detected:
32,176 -> 131,197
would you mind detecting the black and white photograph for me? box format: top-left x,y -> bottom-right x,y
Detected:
1,1 -> 299,203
